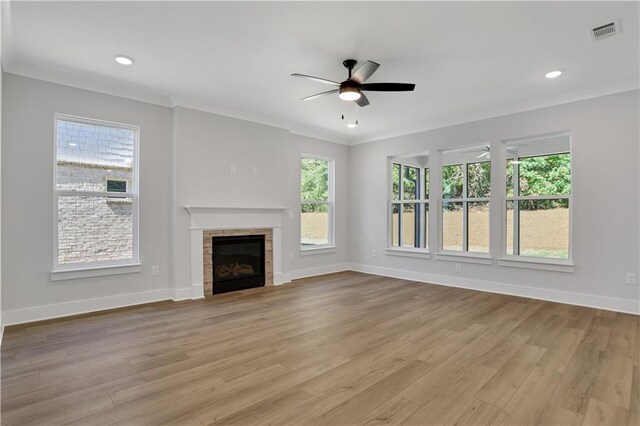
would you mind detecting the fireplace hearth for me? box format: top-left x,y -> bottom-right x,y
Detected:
212,234 -> 265,294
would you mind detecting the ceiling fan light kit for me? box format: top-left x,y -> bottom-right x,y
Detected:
292,59 -> 415,108
339,84 -> 361,101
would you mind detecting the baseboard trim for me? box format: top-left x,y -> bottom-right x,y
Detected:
0,325 -> 4,346
171,287 -> 193,301
350,263 -> 640,315
2,288 -> 173,326
6,262 -> 632,327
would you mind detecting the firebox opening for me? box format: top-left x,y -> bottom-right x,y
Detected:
212,234 -> 266,294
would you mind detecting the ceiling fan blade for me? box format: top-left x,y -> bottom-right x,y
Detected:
291,73 -> 340,86
350,61 -> 380,84
355,93 -> 370,107
301,89 -> 339,101
361,82 -> 415,92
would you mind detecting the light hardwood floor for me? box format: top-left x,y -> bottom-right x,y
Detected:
1,271 -> 638,425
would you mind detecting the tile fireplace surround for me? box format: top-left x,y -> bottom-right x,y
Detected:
185,206 -> 287,298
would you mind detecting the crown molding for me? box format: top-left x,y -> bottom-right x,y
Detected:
3,61 -> 637,148
350,78 -> 640,146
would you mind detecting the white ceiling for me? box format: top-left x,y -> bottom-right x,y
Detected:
3,1 -> 639,144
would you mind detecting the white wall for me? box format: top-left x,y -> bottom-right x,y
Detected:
172,106 -> 350,294
1,74 -> 174,322
1,76 -> 350,324
1,73 -> 637,325
349,90 -> 640,313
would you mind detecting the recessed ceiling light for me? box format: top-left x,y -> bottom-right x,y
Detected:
114,55 -> 134,66
68,142 -> 77,147
545,70 -> 562,79
347,122 -> 358,129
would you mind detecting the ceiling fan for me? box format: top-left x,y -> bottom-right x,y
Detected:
292,59 -> 415,107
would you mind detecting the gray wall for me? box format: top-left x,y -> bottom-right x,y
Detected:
2,74 -> 173,311
349,90 -> 640,305
172,106 -> 350,293
1,72 -> 638,321
1,74 -> 350,318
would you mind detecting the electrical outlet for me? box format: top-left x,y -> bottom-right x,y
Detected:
252,167 -> 258,176
455,264 -> 462,273
230,164 -> 237,174
288,210 -> 294,219
372,249 -> 377,258
625,273 -> 637,285
151,265 -> 160,276
289,252 -> 294,261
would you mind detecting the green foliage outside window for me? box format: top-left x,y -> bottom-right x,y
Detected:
507,153 -> 570,209
442,164 -> 463,199
301,158 -> 328,213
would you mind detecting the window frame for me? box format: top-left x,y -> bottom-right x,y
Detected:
438,148 -> 491,256
501,132 -> 573,266
52,113 -> 140,274
300,153 -> 335,252
387,159 -> 430,253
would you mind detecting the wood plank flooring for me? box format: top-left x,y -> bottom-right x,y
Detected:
1,271 -> 638,425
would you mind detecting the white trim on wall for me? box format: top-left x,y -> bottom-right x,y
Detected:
3,262 -> 637,327
2,288 -> 173,326
349,263 -> 640,315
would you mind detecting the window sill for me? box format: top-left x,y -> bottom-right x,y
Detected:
51,263 -> 143,282
385,248 -> 431,259
300,246 -> 337,256
498,257 -> 575,273
435,252 -> 493,265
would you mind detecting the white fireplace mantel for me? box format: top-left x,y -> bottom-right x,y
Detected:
184,205 -> 289,298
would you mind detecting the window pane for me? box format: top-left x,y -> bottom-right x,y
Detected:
442,164 -> 463,198
506,159 -> 514,197
442,202 -> 463,251
401,204 -> 418,248
56,120 -> 134,191
403,166 -> 419,200
58,195 -> 133,264
519,199 -> 569,258
301,158 -> 329,201
391,204 -> 400,247
424,168 -> 430,199
392,163 -> 401,201
467,162 -> 490,198
107,180 -> 127,193
506,201 -> 514,255
468,202 -> 489,253
518,153 -> 571,196
424,203 -> 429,250
301,203 -> 329,246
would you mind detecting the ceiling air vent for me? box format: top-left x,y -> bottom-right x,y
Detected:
590,19 -> 620,41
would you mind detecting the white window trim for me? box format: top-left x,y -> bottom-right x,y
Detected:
385,247 -> 431,259
387,160 -> 430,252
500,131 -> 573,269
300,154 -> 335,253
52,114 -> 141,279
438,146 -> 492,256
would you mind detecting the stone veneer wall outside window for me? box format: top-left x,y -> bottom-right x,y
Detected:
56,120 -> 135,264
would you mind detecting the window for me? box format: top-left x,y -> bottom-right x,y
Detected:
389,156 -> 429,250
54,115 -> 139,270
505,133 -> 571,260
441,146 -> 490,253
106,179 -> 128,193
301,155 -> 334,249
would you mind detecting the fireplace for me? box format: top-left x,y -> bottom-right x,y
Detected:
211,234 -> 265,294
